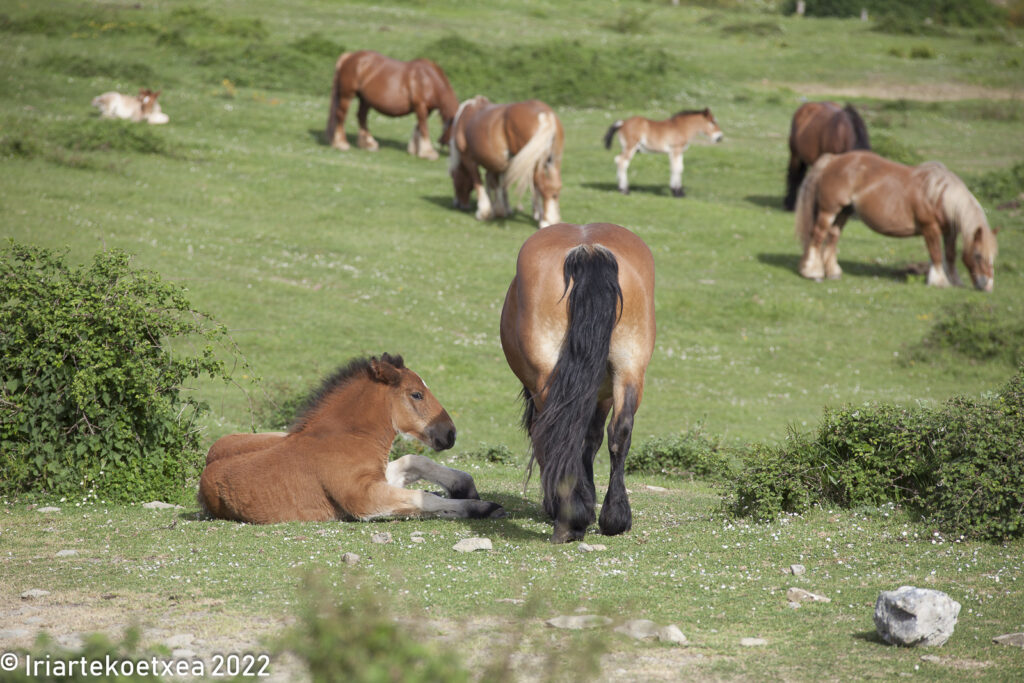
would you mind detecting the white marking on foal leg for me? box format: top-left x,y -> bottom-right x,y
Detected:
927,263 -> 952,287
539,196 -> 560,228
615,153 -> 631,193
386,454 -> 480,498
800,245 -> 826,281
669,151 -> 684,196
474,182 -> 494,220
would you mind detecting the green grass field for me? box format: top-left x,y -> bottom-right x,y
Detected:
2,1 -> 1023,679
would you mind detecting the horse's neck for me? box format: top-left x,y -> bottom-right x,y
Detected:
300,381 -> 395,450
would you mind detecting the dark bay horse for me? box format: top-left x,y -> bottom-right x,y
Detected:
449,96 -> 564,228
326,50 -> 459,160
198,354 -> 505,523
795,151 -> 997,291
785,101 -> 870,210
603,108 -> 723,197
500,223 -> 656,543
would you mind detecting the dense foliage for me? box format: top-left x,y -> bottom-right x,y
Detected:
726,367 -> 1024,541
0,243 -> 233,503
780,0 -> 1008,29
908,301 -> 1024,367
624,427 -> 736,480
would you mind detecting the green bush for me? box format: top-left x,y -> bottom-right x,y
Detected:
3,627 -> 169,682
726,368 -> 1024,541
626,427 -> 735,480
971,160 -> 1024,204
781,0 -> 1007,29
279,574 -> 468,683
0,243 -> 235,503
908,302 -> 1024,366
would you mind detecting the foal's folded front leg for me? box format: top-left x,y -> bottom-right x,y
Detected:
361,481 -> 505,520
386,453 -> 481,499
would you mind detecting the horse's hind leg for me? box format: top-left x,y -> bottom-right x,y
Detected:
599,387 -> 638,536
356,98 -> 379,151
799,211 -> 836,281
582,400 -> 612,508
386,454 -> 481,500
485,170 -> 507,218
822,207 -> 852,280
329,93 -> 352,150
408,104 -> 439,160
669,148 -> 685,198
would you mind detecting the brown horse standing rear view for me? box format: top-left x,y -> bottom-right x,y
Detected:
449,96 -> 564,228
501,223 -> 656,543
198,354 -> 505,523
785,101 -> 870,210
326,50 -> 459,160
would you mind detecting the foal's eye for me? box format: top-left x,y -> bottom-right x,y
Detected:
411,391 -> 424,401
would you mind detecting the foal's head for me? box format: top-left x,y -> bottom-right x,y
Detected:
963,225 -> 998,292
370,354 -> 456,451
699,107 -> 724,143
137,89 -> 161,116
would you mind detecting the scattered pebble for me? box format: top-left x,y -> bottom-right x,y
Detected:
370,532 -> 392,544
55,549 -> 78,558
644,485 -> 668,492
920,655 -> 942,664
411,536 -> 425,544
787,601 -> 801,610
993,633 -> 1024,648
790,564 -> 806,576
787,587 -> 830,603
142,501 -> 182,509
453,537 -> 492,553
615,619 -> 660,640
546,615 -> 612,630
20,589 -> 50,600
36,507 -> 60,513
341,552 -> 360,565
740,637 -> 767,647
658,624 -> 687,645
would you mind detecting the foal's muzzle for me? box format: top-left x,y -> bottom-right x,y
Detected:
427,419 -> 457,451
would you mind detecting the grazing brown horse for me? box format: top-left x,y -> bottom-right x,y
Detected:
198,354 -> 505,523
603,108 -> 723,197
500,223 -> 656,543
785,101 -> 870,210
449,96 -> 564,229
326,50 -> 459,160
796,151 -> 997,291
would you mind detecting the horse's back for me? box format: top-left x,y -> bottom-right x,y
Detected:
205,432 -> 287,465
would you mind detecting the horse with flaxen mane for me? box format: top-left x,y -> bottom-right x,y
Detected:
795,150 -> 997,291
501,223 -> 656,543
449,96 -> 564,229
785,101 -> 870,210
198,354 -> 505,523
603,108 -> 723,197
91,88 -> 169,124
326,50 -> 459,160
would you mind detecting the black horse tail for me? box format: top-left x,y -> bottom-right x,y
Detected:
603,121 -> 623,150
531,244 -> 622,533
844,104 -> 870,151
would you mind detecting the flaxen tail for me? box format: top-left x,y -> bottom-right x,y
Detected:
530,245 -> 622,530
325,51 -> 353,144
504,111 -> 558,203
603,121 -> 623,150
795,153 -> 835,251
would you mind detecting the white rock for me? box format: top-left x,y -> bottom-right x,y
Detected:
645,485 -> 668,492
55,549 -> 78,558
142,501 -> 182,510
370,532 -> 392,544
410,531 -> 424,537
411,536 -> 425,544
790,564 -> 806,576
453,537 -> 492,553
341,552 -> 360,565
787,601 -> 801,610
615,619 -> 660,640
740,637 -> 767,647
658,624 -> 688,644
546,615 -> 612,630
20,589 -> 50,600
787,587 -> 830,603
874,586 -> 961,647
993,632 -> 1024,648
36,507 -> 60,513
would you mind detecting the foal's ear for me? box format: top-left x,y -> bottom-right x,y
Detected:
369,356 -> 402,385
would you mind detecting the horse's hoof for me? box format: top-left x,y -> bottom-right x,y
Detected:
549,524 -> 586,544
619,188 -> 630,195
671,188 -> 685,198
488,505 -> 507,519
449,480 -> 480,500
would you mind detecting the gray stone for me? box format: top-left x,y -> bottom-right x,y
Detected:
411,536 -> 425,544
20,589 -> 50,600
36,507 -> 60,513
740,637 -> 767,647
341,552 -> 360,565
790,564 -> 806,576
55,549 -> 78,558
142,501 -> 182,510
993,632 -> 1024,648
920,655 -> 942,663
546,615 -> 612,630
370,532 -> 392,544
787,587 -> 830,603
658,624 -> 688,644
615,619 -> 660,640
453,537 -> 492,553
874,586 -> 960,647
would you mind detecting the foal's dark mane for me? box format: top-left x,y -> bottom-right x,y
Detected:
673,109 -> 707,118
288,353 -> 405,433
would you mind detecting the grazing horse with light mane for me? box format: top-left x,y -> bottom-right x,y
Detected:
501,223 -> 656,543
449,96 -> 564,229
198,354 -> 505,523
91,89 -> 169,124
326,50 -> 459,160
785,101 -> 870,210
796,150 -> 997,291
603,108 -> 723,197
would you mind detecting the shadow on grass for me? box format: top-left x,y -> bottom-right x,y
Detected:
420,196 -> 538,229
745,194 -> 786,211
756,252 -> 913,282
307,127 -> 408,153
852,630 -> 888,645
580,181 -> 675,197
